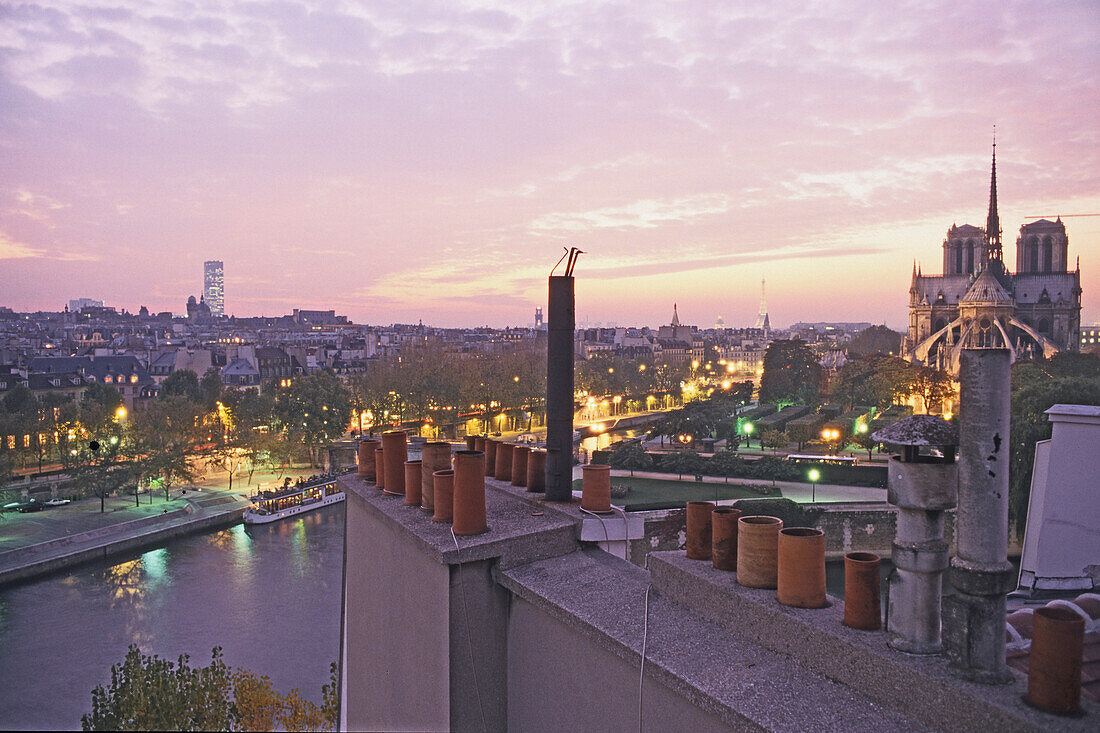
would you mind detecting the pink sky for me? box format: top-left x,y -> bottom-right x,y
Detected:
1,1 -> 1098,329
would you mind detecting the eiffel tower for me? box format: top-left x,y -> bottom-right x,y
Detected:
753,278 -> 770,332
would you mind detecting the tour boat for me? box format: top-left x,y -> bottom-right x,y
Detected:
243,475 -> 345,524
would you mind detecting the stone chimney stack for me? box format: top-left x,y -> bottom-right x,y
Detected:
943,348 -> 1015,683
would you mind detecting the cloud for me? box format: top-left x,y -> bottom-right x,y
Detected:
0,0 -> 1096,324
0,231 -> 43,259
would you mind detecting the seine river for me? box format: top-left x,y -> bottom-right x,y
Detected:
0,504 -> 344,731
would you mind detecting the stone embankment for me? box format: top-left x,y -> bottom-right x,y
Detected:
0,496 -> 248,587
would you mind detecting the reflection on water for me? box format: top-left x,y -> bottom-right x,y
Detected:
0,504 -> 345,731
578,428 -> 644,460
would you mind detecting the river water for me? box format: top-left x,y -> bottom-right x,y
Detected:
0,504 -> 345,731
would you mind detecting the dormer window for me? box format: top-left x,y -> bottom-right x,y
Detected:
104,375 -> 113,383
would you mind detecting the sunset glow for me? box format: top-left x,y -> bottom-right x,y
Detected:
1,0 -> 1097,326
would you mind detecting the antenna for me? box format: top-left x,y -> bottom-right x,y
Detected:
550,246 -> 584,277
564,247 -> 584,276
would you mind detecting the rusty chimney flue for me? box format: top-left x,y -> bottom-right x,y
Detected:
544,248 -> 580,502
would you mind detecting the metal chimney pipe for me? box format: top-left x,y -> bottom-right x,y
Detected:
873,415 -> 958,655
943,349 -> 1015,683
544,275 -> 575,502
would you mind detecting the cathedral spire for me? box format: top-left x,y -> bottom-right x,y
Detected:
985,128 -> 1002,263
671,303 -> 680,327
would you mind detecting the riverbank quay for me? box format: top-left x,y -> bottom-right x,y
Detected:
0,468 -> 313,587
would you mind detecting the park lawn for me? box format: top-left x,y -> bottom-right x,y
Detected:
571,476 -> 778,509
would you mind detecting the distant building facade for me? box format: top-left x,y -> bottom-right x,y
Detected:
904,145 -> 1082,374
203,260 -> 224,317
68,298 -> 104,312
1081,325 -> 1100,354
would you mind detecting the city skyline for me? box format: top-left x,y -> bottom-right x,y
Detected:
2,1 -> 1098,328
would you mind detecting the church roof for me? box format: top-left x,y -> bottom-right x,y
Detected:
952,224 -> 984,234
1021,218 -> 1064,231
960,267 -> 1013,305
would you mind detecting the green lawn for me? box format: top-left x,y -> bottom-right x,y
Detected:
572,476 -> 779,510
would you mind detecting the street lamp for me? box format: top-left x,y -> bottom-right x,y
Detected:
808,468 -> 820,503
115,406 -> 127,420
743,422 -> 754,448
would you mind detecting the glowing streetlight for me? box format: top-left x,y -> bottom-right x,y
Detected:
115,406 -> 127,420
743,421 -> 754,448
808,468 -> 820,502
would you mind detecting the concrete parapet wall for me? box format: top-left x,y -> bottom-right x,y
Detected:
648,552 -> 1094,731
620,503 -> 1027,567
342,476 -> 1077,731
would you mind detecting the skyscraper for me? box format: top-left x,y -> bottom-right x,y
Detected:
203,260 -> 224,317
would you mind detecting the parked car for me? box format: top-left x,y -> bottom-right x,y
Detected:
44,498 -> 71,507
14,500 -> 43,513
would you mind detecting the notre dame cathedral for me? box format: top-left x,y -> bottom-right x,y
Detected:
903,143 -> 1082,374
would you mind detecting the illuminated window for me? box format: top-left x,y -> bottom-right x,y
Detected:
6,436 -> 13,449
24,435 -> 30,448
131,375 -> 138,383
104,375 -> 113,383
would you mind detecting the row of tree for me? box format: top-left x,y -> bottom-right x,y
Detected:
759,340 -> 955,411
345,344 -> 696,438
0,368 -> 353,509
346,343 -> 547,437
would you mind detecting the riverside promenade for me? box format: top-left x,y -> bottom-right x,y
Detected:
0,469 -> 312,587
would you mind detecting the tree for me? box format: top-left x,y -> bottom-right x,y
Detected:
1008,353 -> 1100,533
199,368 -> 225,411
830,354 -> 914,411
607,442 -> 650,476
708,449 -> 746,483
851,431 -> 880,461
83,646 -> 337,732
2,384 -> 39,471
759,340 -> 825,405
748,455 -> 800,482
660,451 -> 705,480
274,371 -> 352,467
161,370 -> 203,403
221,388 -> 275,485
759,429 -> 787,454
132,397 -> 203,502
910,366 -> 955,414
65,398 -> 134,513
846,325 -> 904,358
